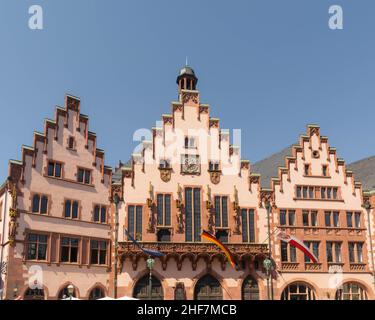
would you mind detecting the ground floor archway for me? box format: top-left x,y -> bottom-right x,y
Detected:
281,282 -> 316,300
194,274 -> 223,300
24,288 -> 45,300
242,275 -> 259,300
336,282 -> 368,300
133,275 -> 164,300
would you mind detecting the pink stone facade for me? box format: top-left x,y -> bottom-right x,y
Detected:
1,67 -> 375,300
0,95 -> 112,300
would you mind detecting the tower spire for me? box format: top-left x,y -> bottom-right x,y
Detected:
176,64 -> 198,92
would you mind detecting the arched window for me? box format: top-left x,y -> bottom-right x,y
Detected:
194,275 -> 223,300
58,285 -> 77,299
89,287 -> 105,300
336,282 -> 368,300
24,288 -> 45,300
281,282 -> 316,300
133,275 -> 163,300
242,276 -> 259,300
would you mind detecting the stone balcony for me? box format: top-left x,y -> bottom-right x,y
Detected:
118,241 -> 269,272
304,262 -> 323,272
349,263 -> 367,272
281,262 -> 300,272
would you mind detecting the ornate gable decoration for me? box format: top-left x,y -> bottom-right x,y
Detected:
181,90 -> 199,105
9,94 -> 112,190
209,118 -> 219,129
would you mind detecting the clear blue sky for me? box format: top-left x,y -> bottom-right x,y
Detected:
1,0 -> 374,182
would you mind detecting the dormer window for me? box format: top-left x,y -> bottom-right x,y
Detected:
184,136 -> 196,149
209,161 -> 220,171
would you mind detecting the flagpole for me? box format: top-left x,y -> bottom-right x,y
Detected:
113,194 -> 120,299
147,256 -> 155,300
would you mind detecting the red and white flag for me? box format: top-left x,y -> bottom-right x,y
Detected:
277,231 -> 318,263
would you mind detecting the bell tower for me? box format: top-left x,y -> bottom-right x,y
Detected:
176,65 -> 198,92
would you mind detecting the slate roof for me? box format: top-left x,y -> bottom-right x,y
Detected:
347,156 -> 375,191
251,145 -> 294,188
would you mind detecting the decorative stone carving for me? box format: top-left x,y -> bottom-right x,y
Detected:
207,211 -> 214,234
199,105 -> 209,114
176,209 -> 184,234
308,126 -> 320,137
249,174 -> 260,191
173,104 -> 183,112
147,205 -> 155,233
117,256 -> 124,274
241,160 -> 250,170
8,218 -> 17,244
161,256 -> 168,271
66,96 -> 80,111
281,262 -> 299,271
162,115 -> 173,125
232,186 -> 241,234
209,170 -> 221,185
181,155 -> 200,175
176,184 -> 184,233
206,185 -> 214,233
119,242 -> 268,272
209,119 -> 219,128
147,182 -> 155,233
259,189 -> 276,208
111,183 -> 123,202
182,91 -> 199,104
159,167 -> 172,182
123,169 -> 132,179
7,180 -> 18,246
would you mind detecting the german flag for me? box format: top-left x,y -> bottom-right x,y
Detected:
201,230 -> 236,269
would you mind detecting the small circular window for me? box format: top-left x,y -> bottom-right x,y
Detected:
312,150 -> 320,159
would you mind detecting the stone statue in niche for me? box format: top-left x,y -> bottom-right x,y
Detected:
147,182 -> 155,233
8,218 -> 17,243
233,185 -> 241,234
206,185 -> 214,233
176,184 -> 184,233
